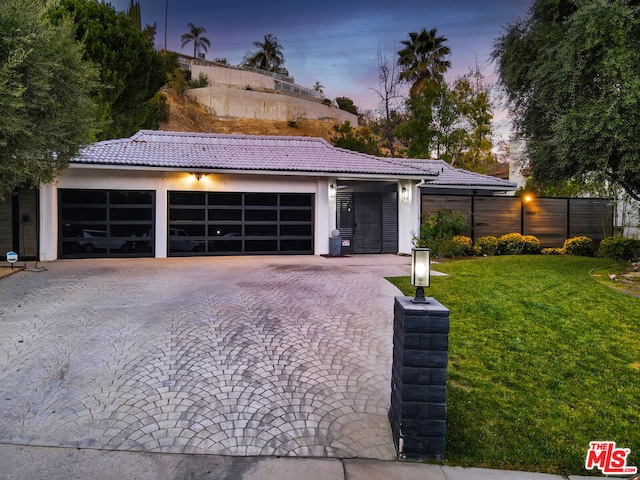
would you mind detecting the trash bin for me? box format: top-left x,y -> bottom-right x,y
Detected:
329,229 -> 341,256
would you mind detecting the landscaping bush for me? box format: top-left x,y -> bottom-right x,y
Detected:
448,235 -> 473,257
475,236 -> 498,256
598,236 -> 640,261
522,235 -> 542,254
563,236 -> 593,256
414,209 -> 470,258
542,247 -> 565,255
497,232 -> 526,255
188,72 -> 208,88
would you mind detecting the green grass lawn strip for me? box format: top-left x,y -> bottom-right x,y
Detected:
388,256 -> 640,475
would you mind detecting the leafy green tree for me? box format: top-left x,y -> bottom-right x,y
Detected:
181,22 -> 211,58
335,97 -> 359,116
395,92 -> 439,158
493,0 -> 640,201
430,83 -> 465,161
50,0 -> 167,140
397,28 -> 451,97
331,122 -> 382,156
127,0 -> 141,30
0,0 -> 97,198
450,68 -> 497,173
242,34 -> 289,76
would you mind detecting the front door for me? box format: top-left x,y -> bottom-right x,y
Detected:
353,193 -> 383,253
337,191 -> 398,254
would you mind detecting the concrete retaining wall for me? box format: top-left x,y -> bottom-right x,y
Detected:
190,64 -> 276,91
186,86 -> 358,124
186,64 -> 358,124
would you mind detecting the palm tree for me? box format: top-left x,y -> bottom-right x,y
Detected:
181,23 -> 211,58
397,28 -> 451,97
242,34 -> 288,76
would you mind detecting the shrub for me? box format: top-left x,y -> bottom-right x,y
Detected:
598,237 -> 640,261
522,235 -> 541,254
542,247 -> 565,255
188,72 -> 208,88
563,236 -> 593,256
414,209 -> 470,258
497,232 -> 526,255
475,236 -> 498,256
448,235 -> 473,257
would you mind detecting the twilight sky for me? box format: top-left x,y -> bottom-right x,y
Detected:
108,0 -> 533,132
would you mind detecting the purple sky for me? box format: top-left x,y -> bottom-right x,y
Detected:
108,0 -> 532,132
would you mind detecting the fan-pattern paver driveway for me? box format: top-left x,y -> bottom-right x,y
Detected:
0,256 -> 402,459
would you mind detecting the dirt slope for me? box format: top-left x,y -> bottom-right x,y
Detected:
159,89 -> 338,141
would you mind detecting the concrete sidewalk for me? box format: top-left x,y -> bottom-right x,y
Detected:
0,444 -> 596,480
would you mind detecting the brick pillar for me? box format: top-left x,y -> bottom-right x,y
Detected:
389,296 -> 449,460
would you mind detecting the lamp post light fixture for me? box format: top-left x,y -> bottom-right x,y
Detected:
411,247 -> 431,303
521,193 -> 533,233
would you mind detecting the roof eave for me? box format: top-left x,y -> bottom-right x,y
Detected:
421,183 -> 518,191
68,162 -> 431,180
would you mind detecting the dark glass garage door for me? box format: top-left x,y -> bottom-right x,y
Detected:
59,189 -> 155,258
168,192 -> 314,255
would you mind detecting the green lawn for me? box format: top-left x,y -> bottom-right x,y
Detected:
388,256 -> 640,476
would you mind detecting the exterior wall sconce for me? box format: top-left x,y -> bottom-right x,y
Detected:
329,183 -> 336,199
192,172 -> 208,181
411,247 -> 431,303
402,187 -> 409,201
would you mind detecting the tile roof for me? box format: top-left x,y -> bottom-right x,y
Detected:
73,130 -> 517,189
488,163 -> 510,178
392,159 -> 517,189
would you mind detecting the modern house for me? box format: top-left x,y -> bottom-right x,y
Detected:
0,131 -> 516,261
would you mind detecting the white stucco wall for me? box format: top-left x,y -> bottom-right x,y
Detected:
616,194 -> 640,238
39,166 -> 421,261
398,180 -> 420,255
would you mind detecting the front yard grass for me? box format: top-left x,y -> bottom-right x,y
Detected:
388,255 -> 640,476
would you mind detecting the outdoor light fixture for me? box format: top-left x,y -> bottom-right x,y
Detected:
192,172 -> 208,181
329,183 -> 336,199
402,187 -> 409,201
523,194 -> 533,204
411,247 -> 431,303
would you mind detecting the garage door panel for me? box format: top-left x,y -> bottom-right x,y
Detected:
208,239 -> 243,253
59,189 -> 155,258
169,192 -> 314,256
209,209 -> 242,221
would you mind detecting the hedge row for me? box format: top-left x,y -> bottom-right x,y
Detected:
442,233 -> 640,261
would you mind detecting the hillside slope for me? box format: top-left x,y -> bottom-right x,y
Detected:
159,89 -> 339,141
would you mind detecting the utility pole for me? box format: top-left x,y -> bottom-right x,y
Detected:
164,0 -> 168,51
